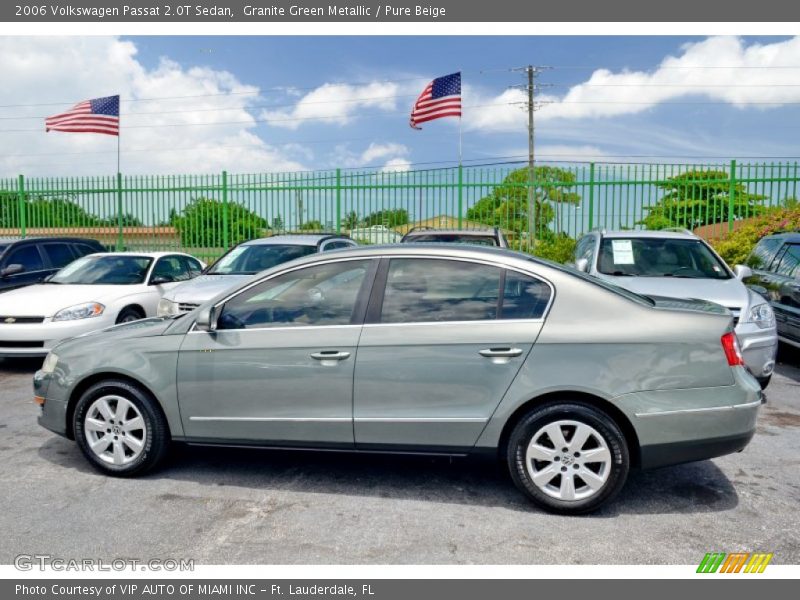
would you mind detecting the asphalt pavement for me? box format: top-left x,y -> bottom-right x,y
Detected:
0,348 -> 798,565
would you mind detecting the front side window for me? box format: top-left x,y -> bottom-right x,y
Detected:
597,237 -> 730,279
152,256 -> 195,282
5,245 -> 44,272
217,259 -> 372,330
380,258 -> 502,323
774,244 -> 800,278
209,244 -> 317,275
50,255 -> 152,285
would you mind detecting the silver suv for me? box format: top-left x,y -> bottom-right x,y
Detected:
574,229 -> 778,388
157,234 -> 357,317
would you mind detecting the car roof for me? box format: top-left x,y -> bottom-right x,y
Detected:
85,251 -> 193,259
594,229 -> 698,240
241,234 -> 349,247
0,237 -> 103,244
763,231 -> 800,243
404,229 -> 498,237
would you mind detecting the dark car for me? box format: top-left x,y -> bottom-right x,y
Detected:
401,227 -> 509,248
0,237 -> 106,293
744,232 -> 800,349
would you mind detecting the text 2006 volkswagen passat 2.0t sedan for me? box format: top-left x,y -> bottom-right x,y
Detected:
34,245 -> 763,514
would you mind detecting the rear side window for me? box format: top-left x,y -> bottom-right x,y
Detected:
748,237 -> 784,270
4,245 -> 44,272
380,258 -> 501,323
72,243 -> 101,257
181,256 -> 203,276
41,243 -> 76,268
501,271 -> 551,319
774,244 -> 800,278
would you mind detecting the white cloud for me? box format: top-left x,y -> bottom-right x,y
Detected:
360,142 -> 409,163
465,36 -> 800,132
380,157 -> 412,172
0,37 -> 307,176
260,81 -> 400,130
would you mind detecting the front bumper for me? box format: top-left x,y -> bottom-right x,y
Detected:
736,321 -> 778,379
0,316 -> 117,357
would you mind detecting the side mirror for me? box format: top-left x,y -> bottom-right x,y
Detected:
733,264 -> 753,280
0,264 -> 24,278
150,275 -> 174,285
194,305 -> 218,332
574,258 -> 590,273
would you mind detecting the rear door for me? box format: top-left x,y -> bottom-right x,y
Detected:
353,257 -> 552,452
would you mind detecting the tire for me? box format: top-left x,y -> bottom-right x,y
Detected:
507,402 -> 629,514
756,375 -> 771,390
73,379 -> 170,477
116,306 -> 144,324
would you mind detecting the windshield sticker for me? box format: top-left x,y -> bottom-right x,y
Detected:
611,240 -> 635,264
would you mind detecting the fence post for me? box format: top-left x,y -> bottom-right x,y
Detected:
587,162 -> 596,230
17,174 -> 26,239
335,168 -> 342,234
221,170 -> 229,248
457,164 -> 463,229
728,159 -> 737,234
115,172 -> 124,251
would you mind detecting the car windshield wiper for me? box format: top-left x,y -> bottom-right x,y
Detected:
610,271 -> 636,276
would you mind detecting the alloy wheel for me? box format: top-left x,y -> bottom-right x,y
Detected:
83,395 -> 147,466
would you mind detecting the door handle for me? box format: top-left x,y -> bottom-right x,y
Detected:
479,348 -> 523,358
310,350 -> 351,361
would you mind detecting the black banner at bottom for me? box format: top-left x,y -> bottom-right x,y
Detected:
3,579 -> 796,600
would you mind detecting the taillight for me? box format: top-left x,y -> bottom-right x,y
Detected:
721,331 -> 744,366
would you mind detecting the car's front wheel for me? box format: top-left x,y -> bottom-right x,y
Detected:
73,380 -> 169,476
507,402 -> 629,514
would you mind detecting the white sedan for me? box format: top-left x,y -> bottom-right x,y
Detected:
0,251 -> 204,357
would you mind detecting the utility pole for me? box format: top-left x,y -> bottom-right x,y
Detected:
512,65 -> 551,250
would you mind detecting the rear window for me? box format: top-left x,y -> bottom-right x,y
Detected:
405,233 -> 498,246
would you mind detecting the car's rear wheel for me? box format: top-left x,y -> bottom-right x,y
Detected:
73,380 -> 169,476
507,402 -> 629,514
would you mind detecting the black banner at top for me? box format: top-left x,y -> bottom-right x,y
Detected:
3,0 -> 800,22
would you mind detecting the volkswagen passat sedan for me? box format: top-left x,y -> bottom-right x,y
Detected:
0,252 -> 203,357
34,245 -> 762,514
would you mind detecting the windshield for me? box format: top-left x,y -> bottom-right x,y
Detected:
405,234 -> 498,246
50,255 -> 152,285
208,244 -> 317,275
597,237 -> 731,279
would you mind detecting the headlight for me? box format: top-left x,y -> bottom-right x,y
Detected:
41,352 -> 58,374
749,303 -> 775,329
157,298 -> 180,317
52,302 -> 105,322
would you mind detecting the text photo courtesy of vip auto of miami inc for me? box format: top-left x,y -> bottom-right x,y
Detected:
0,33 -> 798,578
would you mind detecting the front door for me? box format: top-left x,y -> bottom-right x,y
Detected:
177,258 -> 377,446
353,258 -> 551,451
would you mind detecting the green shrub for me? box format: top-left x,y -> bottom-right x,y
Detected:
173,197 -> 268,248
509,233 -> 577,264
711,205 -> 800,266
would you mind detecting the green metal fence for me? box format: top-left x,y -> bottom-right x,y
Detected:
1,160 -> 798,263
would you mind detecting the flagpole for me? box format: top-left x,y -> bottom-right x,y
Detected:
115,95 -> 123,251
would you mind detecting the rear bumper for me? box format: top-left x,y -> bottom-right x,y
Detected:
617,366 -> 762,470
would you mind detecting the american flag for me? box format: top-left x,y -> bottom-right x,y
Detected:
409,72 -> 461,130
45,95 -> 120,136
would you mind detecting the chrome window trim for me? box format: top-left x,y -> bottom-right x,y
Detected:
191,253 -> 556,331
635,399 -> 761,418
189,416 -> 488,423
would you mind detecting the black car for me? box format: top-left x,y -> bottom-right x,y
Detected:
745,231 -> 800,348
0,237 -> 106,293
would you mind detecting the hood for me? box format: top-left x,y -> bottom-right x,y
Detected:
163,274 -> 253,304
0,284 -> 145,317
52,317 -> 173,354
598,275 -> 749,311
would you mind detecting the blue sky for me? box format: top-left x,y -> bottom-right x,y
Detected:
1,35 -> 799,176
